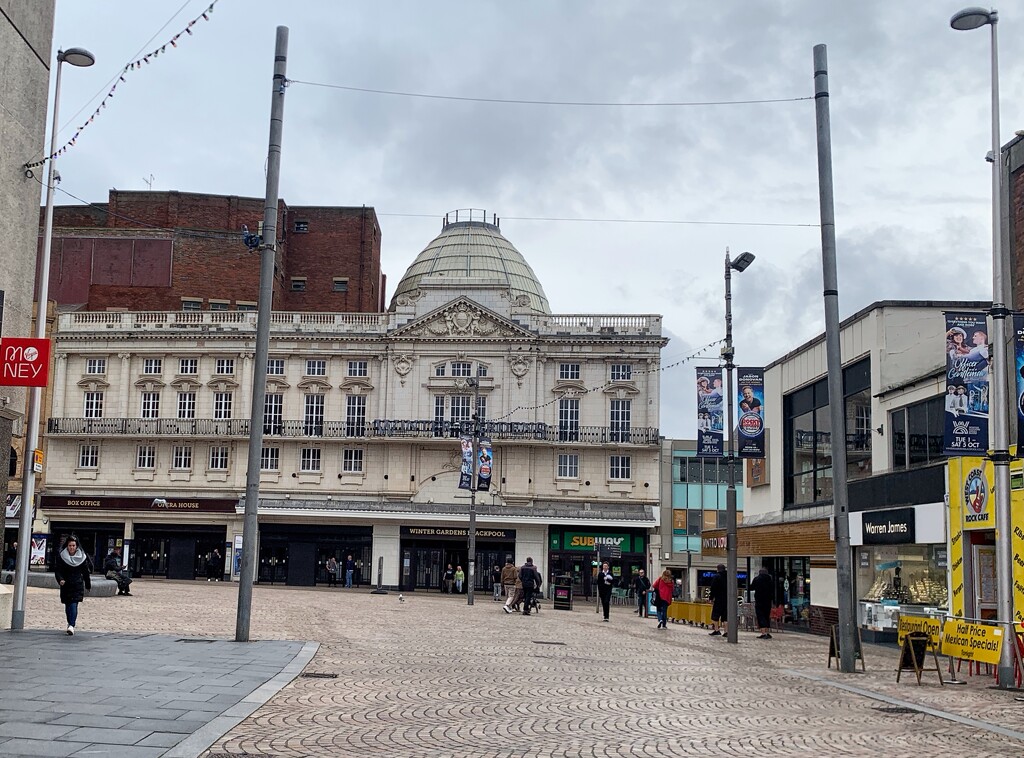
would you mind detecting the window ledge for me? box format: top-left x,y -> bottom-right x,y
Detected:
132,470 -> 156,481
260,472 -> 281,484
206,471 -> 229,482
338,473 -> 365,485
74,469 -> 99,480
608,480 -> 634,493
169,471 -> 192,482
297,472 -> 323,484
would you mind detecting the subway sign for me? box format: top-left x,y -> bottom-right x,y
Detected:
560,532 -> 632,552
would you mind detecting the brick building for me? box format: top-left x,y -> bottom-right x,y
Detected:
41,190 -> 385,313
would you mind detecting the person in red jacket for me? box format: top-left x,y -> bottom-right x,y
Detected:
651,569 -> 674,629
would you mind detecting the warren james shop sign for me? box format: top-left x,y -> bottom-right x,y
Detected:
861,507 -> 916,545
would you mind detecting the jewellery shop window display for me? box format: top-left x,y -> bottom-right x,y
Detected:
852,505 -> 948,642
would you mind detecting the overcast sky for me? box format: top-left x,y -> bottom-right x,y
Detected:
45,1 -> 1024,437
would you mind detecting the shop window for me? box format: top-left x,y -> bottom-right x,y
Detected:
783,358 -> 871,507
857,544 -> 947,633
890,396 -> 945,470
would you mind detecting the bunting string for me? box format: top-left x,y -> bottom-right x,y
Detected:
488,339 -> 726,423
24,1 -> 221,170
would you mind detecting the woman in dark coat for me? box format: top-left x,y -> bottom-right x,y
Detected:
54,536 -> 92,635
708,564 -> 728,636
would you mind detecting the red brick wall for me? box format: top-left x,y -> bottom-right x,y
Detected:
43,190 -> 382,313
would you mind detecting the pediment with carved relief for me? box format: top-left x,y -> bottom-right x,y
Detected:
391,298 -> 535,340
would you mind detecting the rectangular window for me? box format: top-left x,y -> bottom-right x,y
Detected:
476,365 -> 488,378
476,396 -> 488,423
181,299 -> 202,311
143,358 -> 162,375
264,394 -> 283,434
610,399 -> 632,443
558,398 -> 580,442
209,445 -> 228,471
304,394 -> 325,436
237,302 -> 257,312
890,396 -> 945,471
79,444 -> 99,469
451,362 -> 472,377
209,300 -> 229,311
433,395 -> 446,437
559,363 -> 581,381
609,455 -> 632,480
172,445 -> 192,470
450,395 -> 472,426
84,391 -> 104,419
294,220 -> 309,233
343,448 -> 364,473
215,358 -> 235,375
290,278 -> 306,292
260,446 -> 280,471
177,392 -> 196,420
557,453 -> 579,479
716,510 -> 728,529
179,358 -> 198,375
346,395 -> 366,437
86,358 -> 106,375
140,392 -> 160,419
214,392 -> 233,420
610,364 -> 633,381
687,509 -> 703,536
306,359 -> 327,377
434,364 -> 446,377
136,445 -> 155,470
333,277 -> 349,292
347,360 -> 368,377
300,448 -> 322,473
266,358 -> 285,376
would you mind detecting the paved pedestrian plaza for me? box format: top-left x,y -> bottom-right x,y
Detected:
6,582 -> 1023,756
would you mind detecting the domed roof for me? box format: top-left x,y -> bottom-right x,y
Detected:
390,212 -> 551,313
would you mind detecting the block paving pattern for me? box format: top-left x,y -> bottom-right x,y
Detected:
21,582 -> 1024,757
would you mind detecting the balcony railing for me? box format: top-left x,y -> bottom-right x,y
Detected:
47,417 -> 661,445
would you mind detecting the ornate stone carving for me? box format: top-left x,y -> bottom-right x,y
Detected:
118,352 -> 131,361
395,289 -> 423,307
393,354 -> 414,377
509,356 -> 531,378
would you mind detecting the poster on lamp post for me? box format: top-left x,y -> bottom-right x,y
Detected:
943,312 -> 989,455
1013,314 -> 1024,451
736,368 -> 765,459
476,437 -> 493,491
696,367 -> 724,457
457,435 -> 473,490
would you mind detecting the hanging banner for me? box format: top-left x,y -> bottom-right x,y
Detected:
1014,314 -> 1024,452
736,368 -> 765,458
944,312 -> 989,455
457,435 -> 473,490
947,458 -> 967,618
956,456 -> 996,531
696,367 -> 724,457
476,437 -> 493,491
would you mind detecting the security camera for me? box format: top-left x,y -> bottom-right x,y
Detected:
151,498 -> 167,508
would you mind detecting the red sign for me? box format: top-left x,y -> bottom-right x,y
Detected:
0,338 -> 51,387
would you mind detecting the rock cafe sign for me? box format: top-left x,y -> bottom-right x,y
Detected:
0,338 -> 50,387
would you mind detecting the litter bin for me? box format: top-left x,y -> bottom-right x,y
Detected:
553,584 -> 573,611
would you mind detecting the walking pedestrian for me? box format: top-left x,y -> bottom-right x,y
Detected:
54,536 -> 92,635
750,566 -> 774,639
344,554 -> 356,588
326,556 -> 339,588
708,563 -> 728,636
519,557 -> 540,616
491,564 -> 503,601
597,561 -> 614,622
3,540 -> 16,571
633,568 -> 651,617
651,569 -> 674,629
454,565 -> 465,593
205,549 -> 223,581
443,564 -> 455,594
501,559 -> 519,613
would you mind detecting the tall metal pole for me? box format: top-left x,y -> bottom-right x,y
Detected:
467,376 -> 479,605
11,55 -> 67,630
724,249 -> 738,644
983,14 -> 1015,690
813,44 -> 857,673
236,26 -> 288,642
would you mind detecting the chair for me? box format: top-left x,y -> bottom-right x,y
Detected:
611,588 -> 628,605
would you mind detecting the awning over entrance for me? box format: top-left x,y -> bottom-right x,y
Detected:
701,518 -> 834,558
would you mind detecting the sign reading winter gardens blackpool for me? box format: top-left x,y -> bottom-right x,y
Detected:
944,312 -> 989,455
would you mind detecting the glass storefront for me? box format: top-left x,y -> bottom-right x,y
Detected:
547,527 -> 647,598
856,544 -> 948,635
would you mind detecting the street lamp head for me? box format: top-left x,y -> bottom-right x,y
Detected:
730,251 -> 756,272
950,7 -> 996,30
58,47 -> 96,67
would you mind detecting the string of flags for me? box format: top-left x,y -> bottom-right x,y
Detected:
24,0 -> 221,170
488,338 -> 726,423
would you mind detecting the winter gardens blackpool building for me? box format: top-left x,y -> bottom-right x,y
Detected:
37,211 -> 666,594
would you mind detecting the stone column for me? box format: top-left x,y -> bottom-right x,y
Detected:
52,353 -> 68,417
118,353 -> 132,417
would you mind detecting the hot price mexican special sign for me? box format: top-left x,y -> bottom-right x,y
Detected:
0,338 -> 51,387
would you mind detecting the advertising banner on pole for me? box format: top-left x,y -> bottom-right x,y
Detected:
457,435 -> 473,490
736,368 -> 765,458
1013,314 -> 1024,452
943,312 -> 989,455
696,366 -> 724,457
476,437 -> 493,491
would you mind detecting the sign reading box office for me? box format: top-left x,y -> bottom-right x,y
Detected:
939,619 -> 1004,665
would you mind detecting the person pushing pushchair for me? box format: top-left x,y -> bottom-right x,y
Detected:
103,548 -> 132,596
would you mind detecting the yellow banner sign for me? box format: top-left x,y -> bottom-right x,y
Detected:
959,458 -> 996,530
896,615 -> 940,648
939,619 -> 1004,664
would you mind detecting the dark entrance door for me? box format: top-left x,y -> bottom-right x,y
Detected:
287,541 -> 316,586
168,537 -> 196,579
401,549 -> 418,591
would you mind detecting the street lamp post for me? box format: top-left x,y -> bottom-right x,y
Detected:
950,6 -> 1015,689
11,46 -> 95,631
467,375 -> 481,605
724,248 -> 755,645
